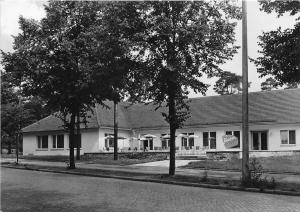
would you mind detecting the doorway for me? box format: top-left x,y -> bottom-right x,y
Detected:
143,138 -> 153,151
251,131 -> 268,150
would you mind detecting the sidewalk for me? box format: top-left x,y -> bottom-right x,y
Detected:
2,158 -> 300,185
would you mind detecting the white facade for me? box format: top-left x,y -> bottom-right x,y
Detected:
22,122 -> 300,157
23,128 -> 132,156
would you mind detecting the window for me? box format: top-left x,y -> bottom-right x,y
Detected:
251,131 -> 268,150
37,135 -> 48,149
281,130 -> 296,145
161,134 -> 170,149
53,134 -> 64,148
181,133 -> 194,148
105,133 -> 114,148
203,132 -> 216,149
225,131 -> 240,148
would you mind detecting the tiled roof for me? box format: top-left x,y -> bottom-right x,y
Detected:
22,109 -> 99,133
22,88 -> 300,133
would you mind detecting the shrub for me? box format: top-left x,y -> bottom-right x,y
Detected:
241,157 -> 276,190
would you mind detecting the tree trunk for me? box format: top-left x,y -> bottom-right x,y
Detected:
69,113 -> 76,169
113,101 -> 118,160
76,112 -> 80,160
168,87 -> 176,176
8,141 -> 12,154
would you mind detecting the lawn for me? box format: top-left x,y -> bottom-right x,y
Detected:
182,155 -> 300,173
1,152 -> 168,166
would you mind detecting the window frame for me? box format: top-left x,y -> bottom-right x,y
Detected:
37,135 -> 48,149
280,130 -> 296,145
52,134 -> 64,149
161,134 -> 170,149
203,131 -> 216,149
225,130 -> 240,148
105,133 -> 114,148
181,132 -> 194,148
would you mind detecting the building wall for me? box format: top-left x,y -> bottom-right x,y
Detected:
23,129 -> 99,156
23,123 -> 300,156
97,128 -> 132,152
135,123 -> 300,153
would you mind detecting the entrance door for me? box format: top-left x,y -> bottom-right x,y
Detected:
252,131 -> 268,150
143,138 -> 153,151
143,140 -> 148,151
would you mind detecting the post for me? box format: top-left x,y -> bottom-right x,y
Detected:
242,0 -> 250,183
69,113 -> 76,169
76,112 -> 80,160
16,133 -> 19,164
16,83 -> 22,165
113,101 -> 118,160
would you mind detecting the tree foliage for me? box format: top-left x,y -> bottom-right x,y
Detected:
1,1 -> 117,167
261,77 -> 278,91
253,0 -> 300,87
1,72 -> 51,153
87,2 -> 144,160
123,1 -> 241,175
213,71 -> 244,95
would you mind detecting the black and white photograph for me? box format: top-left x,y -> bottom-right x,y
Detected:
1,0 -> 300,211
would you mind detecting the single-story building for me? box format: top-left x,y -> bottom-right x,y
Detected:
22,88 -> 300,158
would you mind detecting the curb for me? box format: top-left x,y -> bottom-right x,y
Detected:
181,167 -> 300,176
2,164 -> 300,197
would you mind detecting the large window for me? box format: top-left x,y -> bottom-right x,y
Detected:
251,131 -> 268,150
203,132 -> 216,149
225,131 -> 240,148
181,133 -> 194,148
105,133 -> 114,148
281,130 -> 296,145
52,134 -> 64,148
37,135 -> 48,149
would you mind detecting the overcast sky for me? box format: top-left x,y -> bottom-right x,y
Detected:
0,0 -> 296,97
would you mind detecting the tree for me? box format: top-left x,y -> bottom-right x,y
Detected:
1,2 -> 113,168
261,77 -> 278,91
1,72 -> 51,154
125,1 -> 241,175
213,71 -> 244,95
252,1 -> 300,87
75,2 -> 143,160
285,82 -> 299,89
94,3 -> 143,160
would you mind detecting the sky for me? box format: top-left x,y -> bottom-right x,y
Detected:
0,0 -> 296,97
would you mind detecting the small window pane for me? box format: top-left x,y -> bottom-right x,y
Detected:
42,136 -> 48,148
210,138 -> 216,149
234,131 -> 240,147
37,136 -> 41,148
52,135 -> 56,148
57,135 -> 64,148
226,131 -> 232,135
289,131 -> 296,144
203,132 -> 209,147
280,130 -> 288,144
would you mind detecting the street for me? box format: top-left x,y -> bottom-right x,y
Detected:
1,167 -> 300,212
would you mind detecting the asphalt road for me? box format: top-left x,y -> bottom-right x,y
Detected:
1,167 -> 300,212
